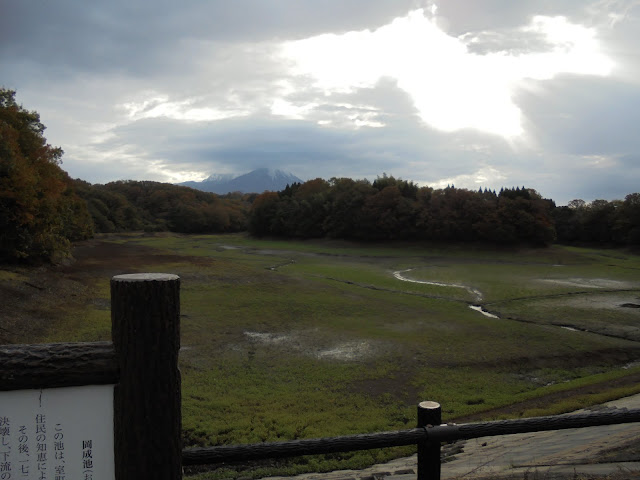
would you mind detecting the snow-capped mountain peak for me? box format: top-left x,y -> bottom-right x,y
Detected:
178,168 -> 302,194
203,173 -> 235,183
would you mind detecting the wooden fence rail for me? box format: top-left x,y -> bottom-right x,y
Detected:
0,341 -> 117,390
182,404 -> 640,479
183,429 -> 426,464
0,273 -> 182,480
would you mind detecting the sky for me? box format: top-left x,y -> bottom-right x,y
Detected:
2,1 -> 640,205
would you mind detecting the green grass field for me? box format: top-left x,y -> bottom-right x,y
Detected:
21,234 -> 640,478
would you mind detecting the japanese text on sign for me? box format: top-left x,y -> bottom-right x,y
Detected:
0,385 -> 114,480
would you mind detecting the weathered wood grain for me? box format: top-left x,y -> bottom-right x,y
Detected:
0,341 -> 117,390
182,429 -> 426,465
111,273 -> 182,480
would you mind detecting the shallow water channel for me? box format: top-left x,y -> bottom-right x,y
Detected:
393,269 -> 500,318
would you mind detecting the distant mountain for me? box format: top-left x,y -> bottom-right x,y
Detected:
179,173 -> 235,191
179,168 -> 303,194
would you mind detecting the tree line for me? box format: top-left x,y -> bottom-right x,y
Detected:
553,196 -> 640,245
73,179 -> 249,235
0,89 -> 93,261
0,88 -> 249,262
248,176 -> 558,245
249,177 -> 640,247
2,88 -> 639,262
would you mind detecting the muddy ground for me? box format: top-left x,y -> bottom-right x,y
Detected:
0,236 -> 204,343
1,236 -> 639,419
2,236 -> 640,480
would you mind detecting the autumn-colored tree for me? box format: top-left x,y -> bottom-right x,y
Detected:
553,203 -> 584,243
290,178 -> 330,237
248,191 -> 280,236
622,193 -> 640,244
359,186 -> 417,239
372,173 -> 418,199
77,180 -> 248,234
553,196 -> 640,245
247,177 -> 563,245
0,89 -> 93,261
322,178 -> 371,238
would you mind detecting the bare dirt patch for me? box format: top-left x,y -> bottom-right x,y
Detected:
540,278 -> 635,289
0,262 -> 96,343
243,330 -> 383,362
556,293 -> 640,312
0,236 -> 214,343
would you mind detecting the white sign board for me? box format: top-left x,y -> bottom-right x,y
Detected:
0,385 -> 115,480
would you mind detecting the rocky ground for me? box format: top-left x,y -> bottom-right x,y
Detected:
258,395 -> 640,480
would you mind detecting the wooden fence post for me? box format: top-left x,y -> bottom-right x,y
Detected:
111,273 -> 182,480
417,401 -> 441,480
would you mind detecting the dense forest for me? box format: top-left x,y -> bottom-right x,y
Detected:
249,177 -> 556,244
0,88 -> 248,261
248,177 -> 640,247
73,179 -> 249,234
1,88 -> 639,262
553,196 -> 640,245
0,89 -> 93,261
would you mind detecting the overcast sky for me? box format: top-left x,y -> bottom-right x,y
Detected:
2,1 -> 639,205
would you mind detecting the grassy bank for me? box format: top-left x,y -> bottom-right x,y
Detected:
3,233 -> 639,479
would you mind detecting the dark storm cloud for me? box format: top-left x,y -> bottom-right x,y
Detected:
576,155 -> 640,200
518,75 -> 640,155
68,78 -> 434,184
0,0 -> 415,77
88,113 -> 414,182
530,152 -> 640,204
435,0 -> 593,35
85,87 -> 514,188
2,1 -> 639,205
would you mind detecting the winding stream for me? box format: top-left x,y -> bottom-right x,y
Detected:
469,305 -> 500,318
393,268 -> 499,318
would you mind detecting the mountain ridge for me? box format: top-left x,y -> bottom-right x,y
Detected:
179,168 -> 303,194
